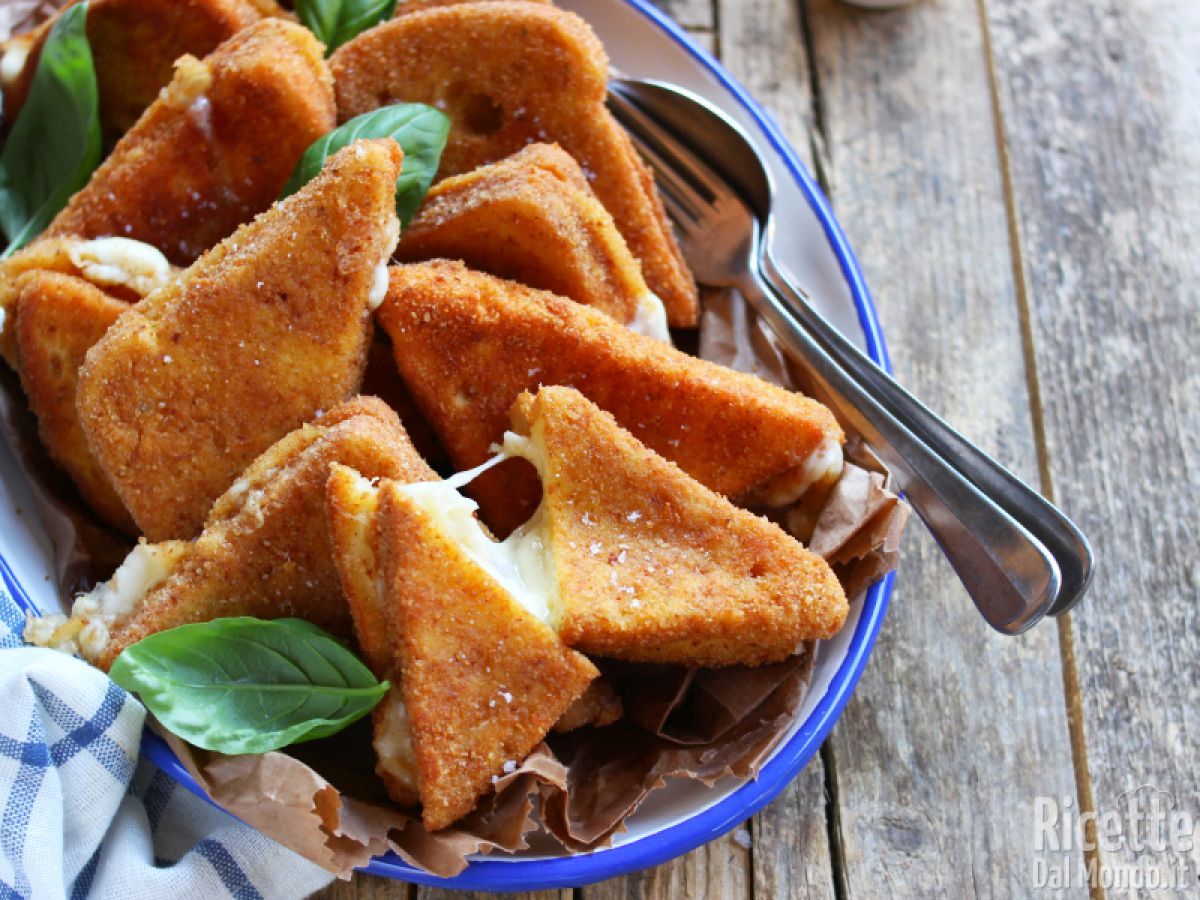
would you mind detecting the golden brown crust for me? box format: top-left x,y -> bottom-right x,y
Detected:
377,479 -> 597,830
552,678 -> 623,732
0,238 -> 111,368
43,18 -> 334,265
94,397 -> 431,670
326,463 -> 393,677
517,386 -> 849,666
392,0 -> 550,15
13,271 -> 135,532
76,140 -> 403,541
377,260 -> 843,535
3,0 -> 284,142
330,2 -> 698,325
361,335 -> 449,469
327,464 -> 428,807
92,0 -> 284,141
398,143 -> 650,323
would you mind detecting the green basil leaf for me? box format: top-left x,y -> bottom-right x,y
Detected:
296,0 -> 398,55
109,617 -> 389,754
0,2 -> 100,258
281,103 -> 450,228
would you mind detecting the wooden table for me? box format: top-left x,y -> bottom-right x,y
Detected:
319,0 -> 1200,895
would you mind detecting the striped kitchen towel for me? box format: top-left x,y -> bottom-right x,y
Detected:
0,585 -> 335,899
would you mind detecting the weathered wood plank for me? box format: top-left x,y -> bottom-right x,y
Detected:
751,756 -> 838,900
717,0 -> 820,176
647,0 -> 715,34
797,0 -> 1086,895
582,827 -> 753,900
417,889 -> 569,900
313,874 -> 412,899
983,0 -> 1200,891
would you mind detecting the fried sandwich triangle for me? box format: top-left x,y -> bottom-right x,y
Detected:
0,17 -> 335,367
330,1 -> 698,325
507,386 -> 849,663
378,260 -> 846,535
398,143 -> 669,339
325,462 -> 599,830
43,17 -> 334,265
26,397 -> 435,672
1,0 -> 283,142
324,385 -> 847,829
76,139 -> 403,542
14,270 -> 135,532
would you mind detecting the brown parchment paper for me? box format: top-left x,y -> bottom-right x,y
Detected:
0,5 -> 910,875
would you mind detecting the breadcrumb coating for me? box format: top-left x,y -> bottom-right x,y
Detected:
14,271 -> 134,532
398,143 -> 651,324
76,139 -> 403,541
376,478 -> 597,830
90,396 -> 431,670
377,260 -> 842,535
513,386 -> 849,666
2,0 -> 284,144
0,237 -> 150,370
42,18 -> 334,265
330,2 -> 697,325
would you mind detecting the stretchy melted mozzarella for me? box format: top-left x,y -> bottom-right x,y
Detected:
626,292 -> 671,342
67,237 -> 173,297
395,449 -> 560,627
755,434 -> 845,507
24,541 -> 187,661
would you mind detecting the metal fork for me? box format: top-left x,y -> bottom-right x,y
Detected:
607,78 -> 1093,634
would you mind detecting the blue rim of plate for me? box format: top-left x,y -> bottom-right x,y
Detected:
2,0 -> 896,890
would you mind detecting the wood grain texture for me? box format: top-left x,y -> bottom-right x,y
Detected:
751,757 -> 838,900
648,0 -> 714,33
417,890 -> 569,900
717,0 -> 820,175
582,828 -> 752,900
983,0 -> 1200,890
798,0 -> 1086,895
314,875 -> 412,898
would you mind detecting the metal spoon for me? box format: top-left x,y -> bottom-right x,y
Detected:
608,77 -> 1093,631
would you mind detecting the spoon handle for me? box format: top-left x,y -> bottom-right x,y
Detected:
733,241 -> 1063,633
758,249 -> 1093,616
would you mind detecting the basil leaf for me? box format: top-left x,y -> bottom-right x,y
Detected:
281,104 -> 450,228
109,617 -> 389,754
0,2 -> 100,258
296,0 -> 398,55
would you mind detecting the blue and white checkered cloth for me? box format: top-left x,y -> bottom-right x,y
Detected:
0,586 -> 336,899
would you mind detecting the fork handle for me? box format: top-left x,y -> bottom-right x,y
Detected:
759,250 -> 1093,616
733,257 -> 1063,633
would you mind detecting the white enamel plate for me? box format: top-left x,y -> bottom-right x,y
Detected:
0,0 -> 896,890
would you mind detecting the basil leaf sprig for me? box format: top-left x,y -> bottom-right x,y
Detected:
109,617 -> 389,755
282,104 -> 450,228
297,0 -> 398,55
0,2 -> 101,258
